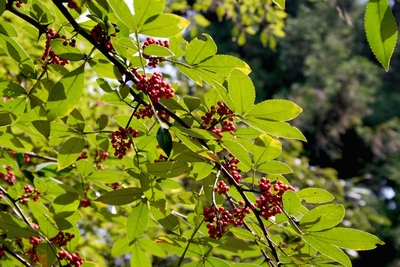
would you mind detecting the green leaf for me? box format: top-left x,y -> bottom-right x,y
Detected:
0,22 -> 18,37
246,99 -> 302,121
127,199 -> 149,244
113,114 -> 148,132
96,114 -> 108,130
228,69 -> 255,115
282,190 -> 301,215
95,187 -> 143,205
157,126 -> 173,157
192,162 -> 214,180
146,161 -> 189,178
30,0 -> 53,24
302,234 -> 352,267
185,33 -> 217,65
37,214 -> 59,240
230,228 -> 255,241
139,14 -> 190,37
183,96 -> 201,112
58,136 -> 86,170
0,211 -> 38,238
36,242 -> 56,267
306,228 -> 385,250
300,204 -> 345,232
273,0 -> 285,9
221,139 -> 252,172
171,126 -> 220,140
253,134 -> 282,165
0,34 -> 36,78
75,159 -> 94,177
365,0 -> 398,71
177,64 -> 203,86
50,39 -> 85,61
133,0 -> 165,28
89,53 -> 122,80
205,257 -> 230,267
130,243 -> 152,267
96,133 -> 109,152
87,170 -> 128,184
46,65 -> 85,121
0,97 -> 27,126
0,1 -> 5,16
108,0 -> 136,31
243,117 -> 306,141
172,192 -> 196,204
143,44 -> 174,57
297,188 -> 335,204
257,160 -> 292,174
197,55 -> 251,76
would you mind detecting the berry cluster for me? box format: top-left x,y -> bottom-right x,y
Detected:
0,244 -> 5,260
0,166 -> 16,185
222,153 -> 242,183
15,0 -> 23,8
154,154 -> 168,162
24,154 -> 31,163
255,178 -> 295,220
214,180 -> 230,195
134,71 -> 174,103
90,23 -> 119,53
27,236 -> 42,263
58,251 -> 84,267
106,182 -> 120,190
94,150 -> 109,170
111,127 -> 139,159
201,102 -> 236,138
41,28 -> 70,68
76,151 -> 88,161
142,37 -> 170,68
67,0 -> 90,9
20,185 -> 40,205
50,231 -> 75,247
203,205 -> 251,239
80,198 -> 91,208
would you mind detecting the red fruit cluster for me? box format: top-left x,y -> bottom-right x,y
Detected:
154,154 -> 168,162
80,198 -> 91,208
20,185 -> 40,204
24,154 -> 31,163
134,71 -> 174,103
0,166 -> 16,185
67,0 -> 78,8
214,180 -> 230,195
50,231 -> 75,247
142,37 -> 170,68
27,236 -> 42,263
94,150 -> 109,170
106,182 -> 120,190
41,28 -> 70,68
58,251 -> 84,267
222,153 -> 242,183
201,102 -> 236,138
256,178 -> 295,220
111,126 -> 139,159
76,151 -> 88,161
0,244 -> 5,260
203,205 -> 250,239
90,23 -> 119,53
15,0 -> 23,8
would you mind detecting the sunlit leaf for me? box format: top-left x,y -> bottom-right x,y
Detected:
300,204 -> 345,232
58,136 -> 85,170
365,0 -> 398,71
46,65 -> 85,121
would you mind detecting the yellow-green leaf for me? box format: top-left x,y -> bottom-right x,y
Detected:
365,0 -> 398,71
